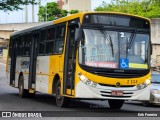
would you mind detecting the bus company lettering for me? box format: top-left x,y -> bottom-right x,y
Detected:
21,61 -> 29,68
85,62 -> 118,68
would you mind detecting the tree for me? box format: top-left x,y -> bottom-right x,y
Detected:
38,2 -> 79,22
38,2 -> 61,21
0,0 -> 36,11
95,0 -> 160,18
70,10 -> 79,14
61,9 -> 68,17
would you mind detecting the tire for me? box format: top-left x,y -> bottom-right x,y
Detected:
55,81 -> 69,107
18,75 -> 29,98
108,100 -> 124,109
18,75 -> 35,98
142,101 -> 151,107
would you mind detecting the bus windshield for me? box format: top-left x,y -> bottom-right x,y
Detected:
79,28 -> 150,69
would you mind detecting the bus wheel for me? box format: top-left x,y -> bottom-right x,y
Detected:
55,81 -> 69,107
18,75 -> 29,98
108,100 -> 124,109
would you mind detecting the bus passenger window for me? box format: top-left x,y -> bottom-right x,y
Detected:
24,35 -> 31,56
47,28 -> 54,40
18,36 -> 24,56
45,27 -> 55,54
39,29 -> 46,55
53,25 -> 66,54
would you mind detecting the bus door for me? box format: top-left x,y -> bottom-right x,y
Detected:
28,32 -> 39,91
63,19 -> 79,95
10,38 -> 18,86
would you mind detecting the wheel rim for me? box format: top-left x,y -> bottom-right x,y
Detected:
56,83 -> 64,107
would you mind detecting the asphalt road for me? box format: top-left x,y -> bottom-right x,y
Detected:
0,60 -> 160,119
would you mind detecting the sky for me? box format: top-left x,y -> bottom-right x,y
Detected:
0,0 -> 111,24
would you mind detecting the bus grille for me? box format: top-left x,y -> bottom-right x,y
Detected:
99,83 -> 135,88
93,71 -> 145,78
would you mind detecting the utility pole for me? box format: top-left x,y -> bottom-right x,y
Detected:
46,0 -> 47,22
32,0 -> 35,22
38,0 -> 41,21
25,0 -> 28,23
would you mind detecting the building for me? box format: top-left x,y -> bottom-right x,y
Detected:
0,22 -> 45,58
57,0 -> 64,9
151,19 -> 160,67
0,22 -> 45,45
62,0 -> 91,11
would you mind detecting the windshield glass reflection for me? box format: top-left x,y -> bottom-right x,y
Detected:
79,29 -> 150,69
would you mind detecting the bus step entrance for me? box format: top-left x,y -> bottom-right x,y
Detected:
29,89 -> 35,93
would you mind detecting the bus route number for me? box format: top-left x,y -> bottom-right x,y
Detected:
127,80 -> 138,84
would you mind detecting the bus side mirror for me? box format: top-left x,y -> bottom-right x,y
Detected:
75,28 -> 82,42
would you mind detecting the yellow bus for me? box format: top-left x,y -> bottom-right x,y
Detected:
7,12 -> 152,109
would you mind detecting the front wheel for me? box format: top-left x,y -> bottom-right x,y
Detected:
108,100 -> 124,109
55,81 -> 69,107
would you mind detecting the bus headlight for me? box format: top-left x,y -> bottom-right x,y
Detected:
78,73 -> 97,88
137,79 -> 151,90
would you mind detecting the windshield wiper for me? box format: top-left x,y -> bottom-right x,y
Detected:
99,27 -> 114,57
126,30 -> 137,57
96,17 -> 114,57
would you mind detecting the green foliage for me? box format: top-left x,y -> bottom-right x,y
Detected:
38,2 -> 79,22
61,9 -> 68,17
0,0 -> 36,11
95,0 -> 160,18
38,2 -> 61,21
70,10 -> 79,14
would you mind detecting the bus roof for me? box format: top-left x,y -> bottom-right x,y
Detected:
10,12 -> 150,37
53,11 -> 150,24
10,21 -> 53,37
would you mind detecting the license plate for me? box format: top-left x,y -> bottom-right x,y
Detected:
111,91 -> 123,96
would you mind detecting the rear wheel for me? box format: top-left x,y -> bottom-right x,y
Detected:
19,75 -> 29,98
108,100 -> 124,109
19,75 -> 35,98
56,81 -> 69,107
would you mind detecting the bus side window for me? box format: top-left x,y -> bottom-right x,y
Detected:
53,24 -> 66,54
24,35 -> 31,56
18,36 -> 24,56
39,29 -> 46,55
45,27 -> 55,54
23,35 -> 26,56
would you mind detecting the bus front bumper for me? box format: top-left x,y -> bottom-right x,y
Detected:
75,81 -> 150,101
